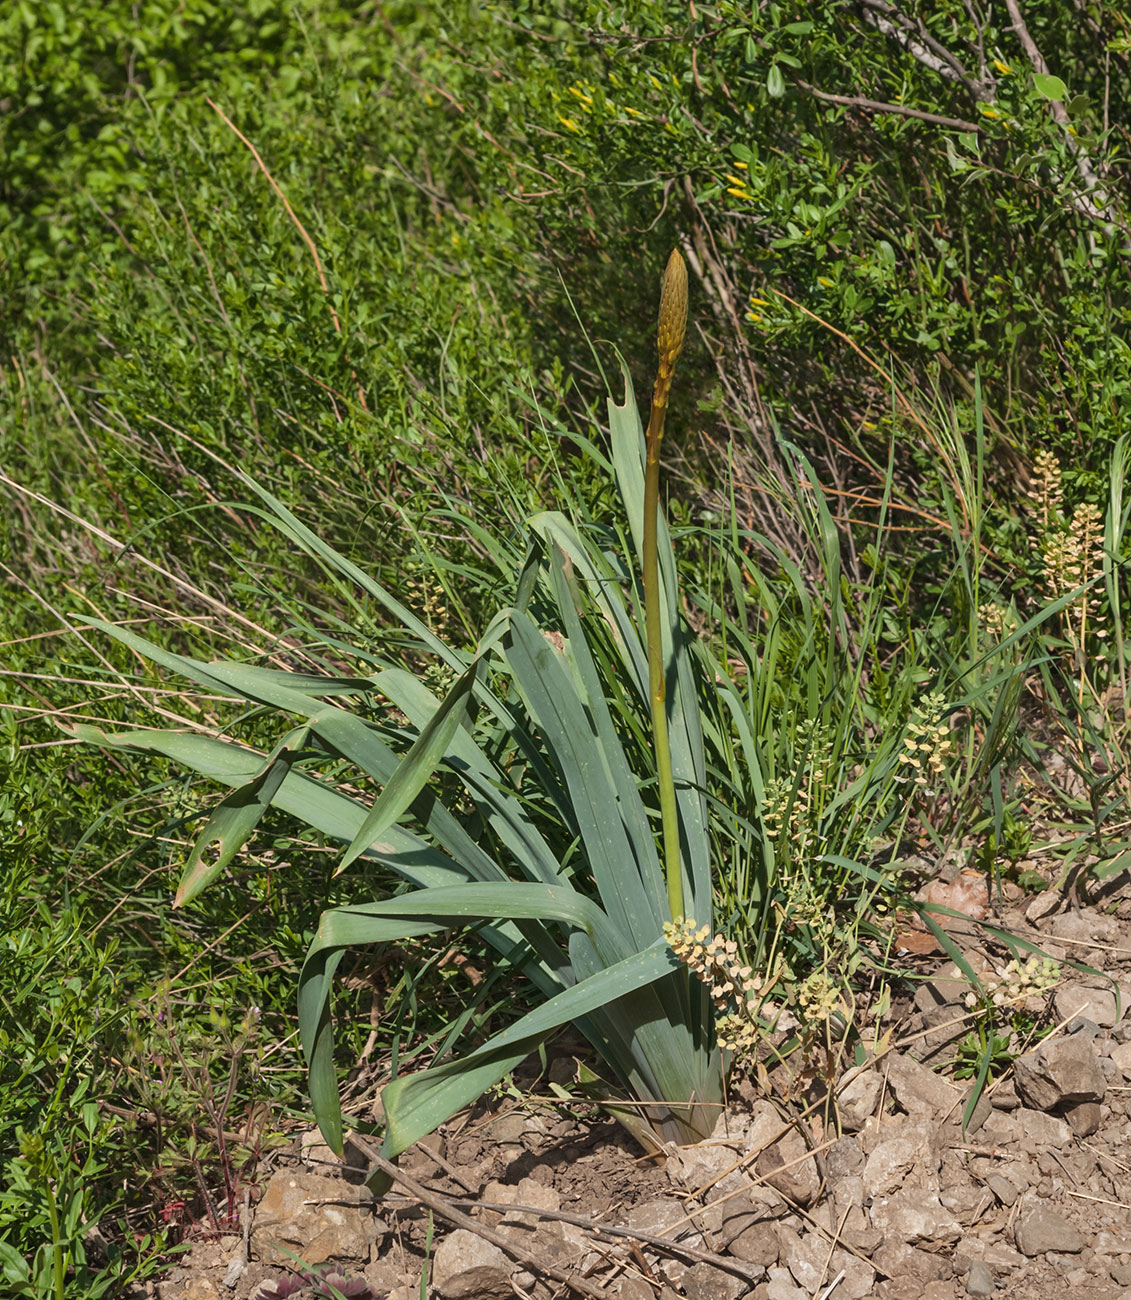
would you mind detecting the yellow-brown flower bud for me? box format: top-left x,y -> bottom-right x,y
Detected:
653,249 -> 687,412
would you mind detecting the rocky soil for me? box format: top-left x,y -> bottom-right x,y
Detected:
144,887 -> 1131,1300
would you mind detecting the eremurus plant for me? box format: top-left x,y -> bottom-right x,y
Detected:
645,248 -> 689,922
70,252 -> 723,1172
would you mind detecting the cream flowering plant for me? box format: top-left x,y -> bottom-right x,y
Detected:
72,253 -> 725,1171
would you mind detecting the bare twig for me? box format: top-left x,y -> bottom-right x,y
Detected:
452,1198 -> 765,1283
857,0 -> 994,98
796,81 -> 981,133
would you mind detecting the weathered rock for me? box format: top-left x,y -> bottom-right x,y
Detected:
875,1281 -> 948,1300
1026,890 -> 1061,922
884,1052 -> 963,1115
986,1173 -> 1019,1206
615,1280 -> 651,1300
1014,1204 -> 1086,1256
870,1189 -> 962,1246
1102,1052 -> 1125,1084
837,1211 -> 883,1256
431,1229 -> 512,1299
1013,1037 -> 1106,1110
668,1141 -> 746,1194
755,1128 -> 819,1206
831,1173 -> 865,1211
825,1137 -> 864,1183
157,1279 -> 222,1300
870,1241 -> 952,1283
837,1070 -> 883,1130
826,1253 -> 877,1300
486,1111 -> 541,1145
1110,1041 -> 1131,1079
990,1078 -> 1020,1110
363,1256 -> 417,1295
720,1193 -> 783,1266
1056,983 -> 1120,1028
975,1108 -> 1020,1143
781,1230 -> 873,1299
914,964 -> 969,1012
1048,910 -> 1102,941
1066,1016 -> 1103,1040
965,1259 -> 994,1296
1013,1106 -> 1072,1147
774,1225 -> 811,1290
863,1136 -> 920,1198
939,1181 -> 987,1218
680,1262 -> 749,1300
250,1170 -> 383,1266
763,1267 -> 807,1300
981,1240 -> 1025,1269
624,1197 -> 691,1240
730,1100 -> 785,1151
1066,1100 -> 1104,1136
298,1126 -> 341,1171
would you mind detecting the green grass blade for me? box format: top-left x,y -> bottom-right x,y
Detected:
371,668 -> 567,888
299,881 -> 649,1149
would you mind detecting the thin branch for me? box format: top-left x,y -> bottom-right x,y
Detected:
350,1135 -> 765,1287
206,98 -> 337,326
797,81 -> 981,133
857,0 -> 995,98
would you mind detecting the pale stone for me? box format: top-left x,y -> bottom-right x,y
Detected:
1014,1205 -> 1085,1257
431,1229 -> 511,1299
250,1170 -> 383,1267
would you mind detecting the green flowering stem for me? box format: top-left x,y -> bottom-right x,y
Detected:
644,249 -> 688,921
19,1132 -> 66,1300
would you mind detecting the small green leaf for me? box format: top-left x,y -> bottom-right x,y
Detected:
1093,848 -> 1131,881
1032,72 -> 1067,101
766,64 -> 785,98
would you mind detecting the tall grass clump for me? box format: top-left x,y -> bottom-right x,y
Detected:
665,372 -> 1058,1086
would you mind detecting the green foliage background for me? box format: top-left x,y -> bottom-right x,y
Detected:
3,0 -> 1131,1291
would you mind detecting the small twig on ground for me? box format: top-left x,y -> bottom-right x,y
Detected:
450,1198 -> 765,1284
